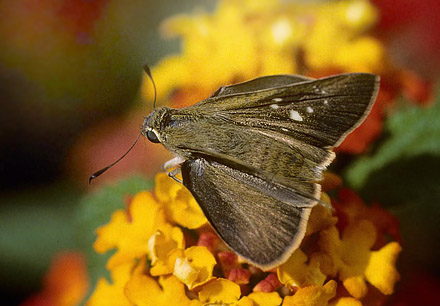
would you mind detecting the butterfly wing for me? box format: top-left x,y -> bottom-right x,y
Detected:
191,73 -> 379,148
159,73 -> 379,269
209,74 -> 313,97
181,157 -> 312,270
168,73 -> 379,189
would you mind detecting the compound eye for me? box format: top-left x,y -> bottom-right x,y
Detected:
147,130 -> 160,143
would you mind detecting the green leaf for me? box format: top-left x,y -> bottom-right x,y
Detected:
346,89 -> 440,189
0,183 -> 80,291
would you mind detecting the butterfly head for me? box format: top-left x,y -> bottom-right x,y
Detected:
141,106 -> 173,144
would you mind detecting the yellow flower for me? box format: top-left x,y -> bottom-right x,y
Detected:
277,249 -> 326,288
198,278 -> 241,304
329,297 -> 362,306
172,246 -> 217,289
155,172 -> 207,229
148,227 -> 185,276
280,281 -> 362,306
93,191 -> 170,269
125,274 -> 202,306
142,0 -> 386,107
195,278 -> 266,306
282,280 -> 337,306
247,292 -> 283,306
86,0 -> 406,303
303,1 -> 382,73
317,221 -> 401,298
364,242 -> 402,295
87,260 -> 134,306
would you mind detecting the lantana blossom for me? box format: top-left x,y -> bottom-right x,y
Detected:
87,172 -> 401,306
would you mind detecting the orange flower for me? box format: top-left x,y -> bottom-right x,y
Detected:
21,252 -> 89,306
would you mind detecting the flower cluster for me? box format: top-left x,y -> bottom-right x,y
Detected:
141,0 -> 431,155
145,0 -> 383,105
87,173 -> 401,306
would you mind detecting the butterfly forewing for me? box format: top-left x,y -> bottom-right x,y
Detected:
168,73 -> 378,191
191,73 -> 379,148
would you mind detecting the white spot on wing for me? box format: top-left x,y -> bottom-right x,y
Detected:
306,106 -> 314,113
281,128 -> 288,132
323,100 -> 329,105
272,98 -> 283,102
270,104 -> 279,109
289,110 -> 303,121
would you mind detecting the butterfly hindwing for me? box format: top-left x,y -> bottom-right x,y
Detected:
181,157 -> 313,270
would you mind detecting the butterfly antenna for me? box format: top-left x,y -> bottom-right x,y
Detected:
144,64 -> 157,110
88,132 -> 142,185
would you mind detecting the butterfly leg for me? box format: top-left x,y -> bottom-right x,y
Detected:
163,156 -> 185,184
167,167 -> 182,184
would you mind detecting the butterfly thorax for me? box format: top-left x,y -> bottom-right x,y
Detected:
141,106 -> 201,159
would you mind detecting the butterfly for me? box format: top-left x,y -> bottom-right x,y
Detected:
97,72 -> 380,270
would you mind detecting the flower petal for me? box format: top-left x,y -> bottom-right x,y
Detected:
342,276 -> 367,299
329,297 -> 362,306
125,274 -> 202,306
365,241 -> 402,295
86,261 -> 135,306
169,187 -> 207,229
148,227 -> 185,276
155,173 -> 207,229
253,273 -> 281,292
93,191 -> 168,269
277,249 -> 309,287
282,280 -> 337,306
198,278 -> 241,304
173,246 -> 217,289
247,292 -> 282,306
154,172 -> 181,203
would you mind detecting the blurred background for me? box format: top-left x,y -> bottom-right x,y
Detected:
0,0 -> 439,305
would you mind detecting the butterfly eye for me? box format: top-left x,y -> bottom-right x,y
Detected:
147,130 -> 160,143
